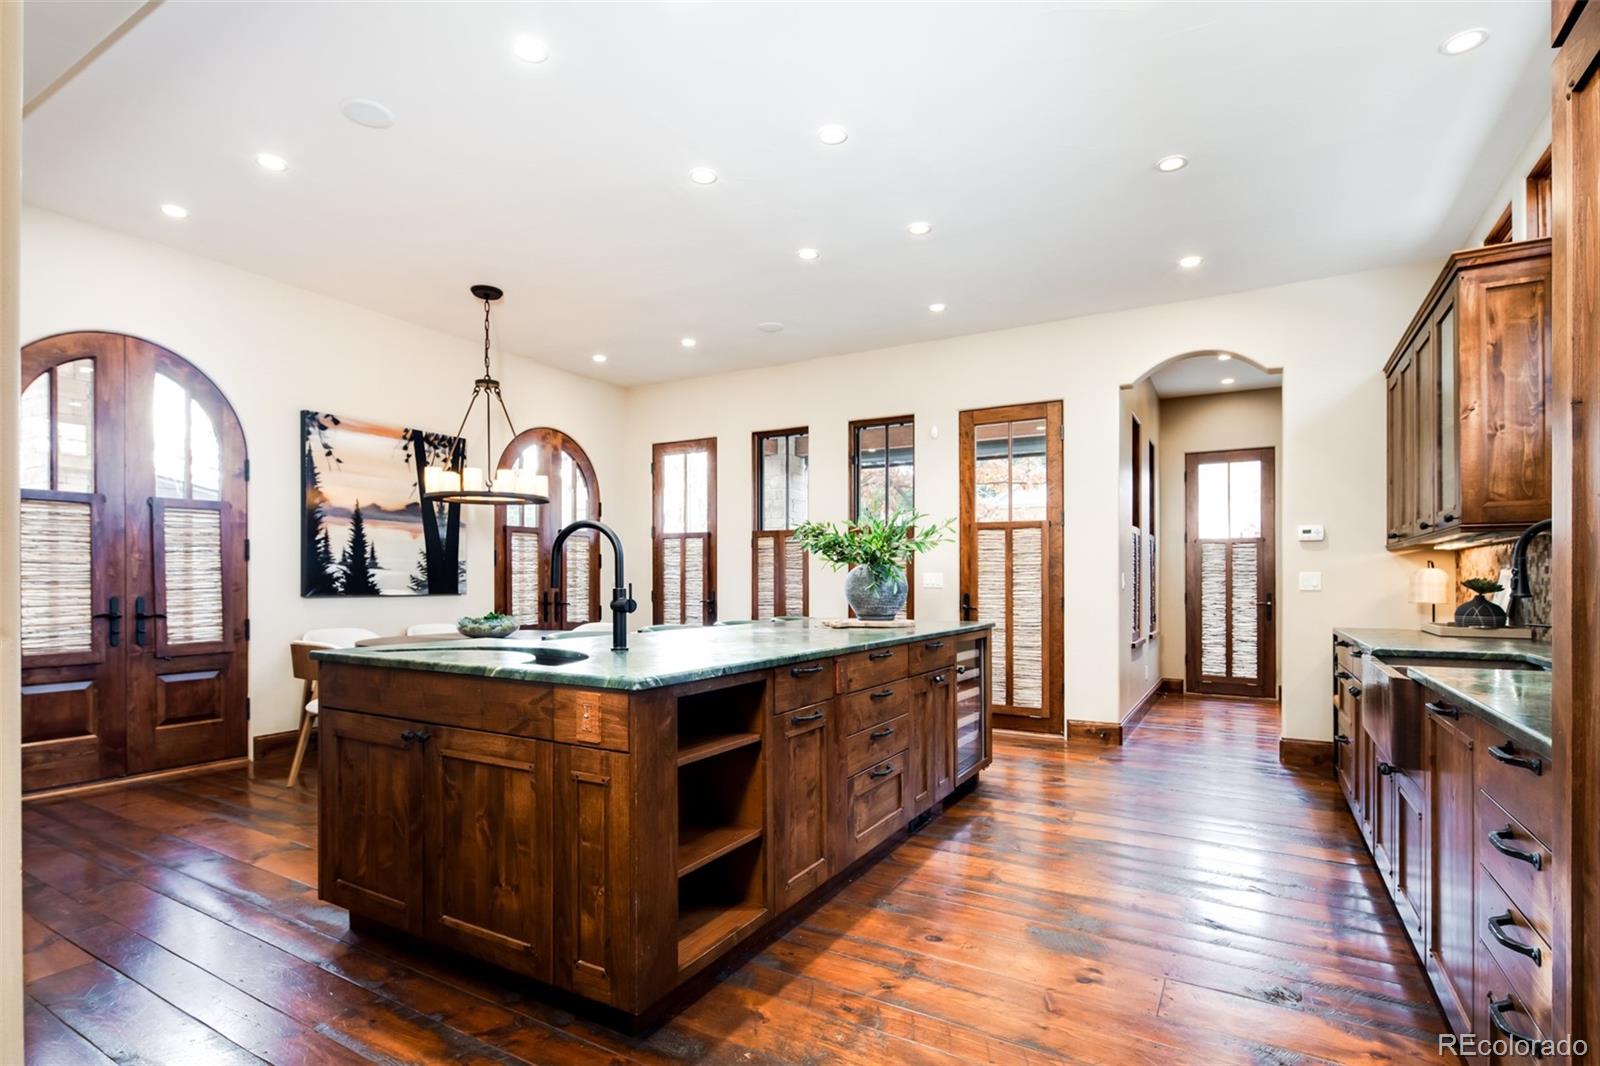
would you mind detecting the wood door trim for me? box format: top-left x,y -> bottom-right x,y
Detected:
957,401 -> 1064,735
847,415 -> 916,619
492,427 -> 603,629
651,437 -> 717,624
1183,447 -> 1276,699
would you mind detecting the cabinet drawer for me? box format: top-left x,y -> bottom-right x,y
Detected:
1475,942 -> 1551,1065
845,713 -> 909,777
847,751 -> 910,861
840,680 -> 910,736
1477,790 -> 1554,946
775,659 -> 835,712
1475,721 -> 1554,849
837,644 -> 909,693
908,638 -> 956,675
1333,637 -> 1366,677
1477,867 -> 1553,1037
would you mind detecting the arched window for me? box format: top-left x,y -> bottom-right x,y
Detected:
493,428 -> 601,629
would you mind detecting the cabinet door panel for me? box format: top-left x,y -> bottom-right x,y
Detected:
1393,773 -> 1427,946
553,745 -> 632,1006
773,702 -> 830,910
930,669 -> 955,803
1427,710 -> 1476,1027
847,751 -> 910,861
425,727 -> 552,980
318,710 -> 424,932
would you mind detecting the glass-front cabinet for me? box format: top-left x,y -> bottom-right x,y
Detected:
954,633 -> 991,784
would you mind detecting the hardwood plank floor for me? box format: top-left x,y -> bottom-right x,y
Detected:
21,693 -> 1450,1064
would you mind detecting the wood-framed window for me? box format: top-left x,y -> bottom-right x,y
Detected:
753,428 -> 808,619
1527,145 -> 1552,240
493,428 -> 601,630
848,416 -> 915,618
1485,203 -> 1514,245
652,437 -> 716,624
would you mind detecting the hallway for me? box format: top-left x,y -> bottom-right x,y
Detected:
22,694 -> 1447,1064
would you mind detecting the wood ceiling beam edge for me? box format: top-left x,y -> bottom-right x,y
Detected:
23,0 -> 163,119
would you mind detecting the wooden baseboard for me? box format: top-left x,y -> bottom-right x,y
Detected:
1068,720 -> 1123,747
1278,738 -> 1335,771
1119,682 -> 1165,740
23,757 -> 249,804
252,727 -> 312,762
1159,677 -> 1183,694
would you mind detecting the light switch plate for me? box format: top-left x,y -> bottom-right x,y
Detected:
1298,571 -> 1323,591
921,571 -> 945,589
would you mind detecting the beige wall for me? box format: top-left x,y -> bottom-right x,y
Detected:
1155,387 -> 1284,686
1468,115 -> 1553,245
1,1 -> 22,1053
619,261 -> 1440,741
20,207 -> 630,740
1120,378 -> 1161,717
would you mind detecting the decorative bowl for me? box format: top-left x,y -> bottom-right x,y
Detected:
457,614 -> 520,639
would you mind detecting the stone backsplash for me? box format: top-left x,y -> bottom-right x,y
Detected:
1455,532 -> 1551,638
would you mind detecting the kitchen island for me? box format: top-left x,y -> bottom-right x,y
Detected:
312,619 -> 992,1020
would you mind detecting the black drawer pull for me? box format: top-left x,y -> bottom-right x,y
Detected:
1333,637 -> 1352,648
869,726 -> 895,740
1488,741 -> 1543,775
870,688 -> 894,700
1487,995 -> 1544,1055
1334,733 -> 1351,746
1387,531 -> 1401,540
1335,669 -> 1355,682
868,650 -> 894,661
1418,521 -> 1433,530
1377,761 -> 1395,777
399,728 -> 432,745
1425,700 -> 1460,719
1488,825 -> 1544,870
791,710 -> 823,724
1350,648 -> 1364,657
1442,512 -> 1459,523
956,665 -> 968,674
790,664 -> 824,677
923,640 -> 945,650
932,673 -> 947,685
869,763 -> 895,778
1488,912 -> 1544,965
1346,684 -> 1363,699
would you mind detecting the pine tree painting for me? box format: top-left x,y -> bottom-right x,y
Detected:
300,410 -> 466,597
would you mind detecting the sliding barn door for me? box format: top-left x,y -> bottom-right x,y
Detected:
1184,448 -> 1275,698
959,402 -> 1064,734
652,438 -> 717,624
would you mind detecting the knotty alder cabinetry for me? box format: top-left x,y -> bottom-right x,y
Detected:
1385,240 -> 1553,549
317,626 -> 991,1020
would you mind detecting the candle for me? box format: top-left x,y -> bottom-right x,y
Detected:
463,467 -> 486,492
494,468 -> 515,492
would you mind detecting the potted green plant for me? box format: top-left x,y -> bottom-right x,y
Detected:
792,511 -> 953,620
1454,577 -> 1508,629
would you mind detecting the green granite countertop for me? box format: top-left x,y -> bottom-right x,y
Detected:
1333,627 -> 1551,668
1405,665 -> 1552,758
312,618 -> 992,692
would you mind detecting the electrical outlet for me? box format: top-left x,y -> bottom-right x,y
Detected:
921,571 -> 945,589
1298,571 -> 1323,591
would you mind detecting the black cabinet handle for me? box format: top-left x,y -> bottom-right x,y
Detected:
1335,669 -> 1355,682
923,640 -> 945,650
791,710 -> 823,724
790,664 -> 824,677
1346,684 -> 1363,699
1488,912 -> 1544,965
1350,648 -> 1364,657
92,596 -> 123,647
133,595 -> 166,647
869,763 -> 895,778
1333,637 -> 1352,648
1488,741 -> 1543,775
1442,513 -> 1459,523
870,688 -> 894,700
1377,761 -> 1395,777
1487,995 -> 1544,1055
399,728 -> 433,745
1334,733 -> 1351,746
868,650 -> 894,661
932,673 -> 947,685
1488,825 -> 1544,870
956,665 -> 968,674
1418,521 -> 1433,530
1425,700 -> 1460,719
869,726 -> 895,740
1387,531 -> 1402,540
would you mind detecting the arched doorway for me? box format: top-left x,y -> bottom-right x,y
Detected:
492,427 -> 602,630
20,332 -> 249,793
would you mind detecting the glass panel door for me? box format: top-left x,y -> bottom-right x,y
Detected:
1185,448 -> 1276,698
653,438 -> 716,624
495,429 -> 602,629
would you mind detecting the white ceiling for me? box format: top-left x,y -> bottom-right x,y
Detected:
1147,352 -> 1281,399
21,0 -> 146,108
21,2 -> 1550,386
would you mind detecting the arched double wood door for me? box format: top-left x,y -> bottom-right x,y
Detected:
493,427 -> 602,630
20,332 -> 249,793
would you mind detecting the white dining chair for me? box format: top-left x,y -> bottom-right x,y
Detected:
301,626 -> 381,647
286,627 -> 377,787
571,621 -> 611,634
405,622 -> 460,636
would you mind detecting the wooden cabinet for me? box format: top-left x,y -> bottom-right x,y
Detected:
954,637 -> 990,784
911,668 -> 955,809
772,702 -> 830,910
1385,240 -> 1552,549
1392,772 -> 1427,942
846,750 -> 912,860
1427,700 -> 1477,1032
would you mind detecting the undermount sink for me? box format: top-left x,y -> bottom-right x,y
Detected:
1382,655 -> 1547,673
363,644 -> 589,666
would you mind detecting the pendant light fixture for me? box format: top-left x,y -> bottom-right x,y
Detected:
422,285 -> 550,506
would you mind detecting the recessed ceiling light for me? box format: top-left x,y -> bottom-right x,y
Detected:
681,337 -> 697,348
1440,28 -> 1489,55
591,353 -> 607,363
160,203 -> 189,220
689,167 -> 718,185
1217,353 -> 1232,361
758,321 -> 785,333
796,247 -> 820,261
1221,377 -> 1236,386
340,98 -> 395,129
928,302 -> 946,313
255,152 -> 288,173
1156,154 -> 1189,173
907,220 -> 933,237
1178,254 -> 1204,269
818,124 -> 849,146
513,35 -> 550,63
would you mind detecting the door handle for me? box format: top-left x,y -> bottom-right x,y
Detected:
92,596 -> 123,647
704,592 -> 717,623
1256,593 -> 1274,623
960,593 -> 974,621
134,595 -> 166,647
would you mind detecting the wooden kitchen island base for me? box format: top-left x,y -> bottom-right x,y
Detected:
315,622 -> 992,1020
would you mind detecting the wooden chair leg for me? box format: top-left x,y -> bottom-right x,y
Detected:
286,711 -> 315,788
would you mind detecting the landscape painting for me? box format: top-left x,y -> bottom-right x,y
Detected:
301,410 -> 466,597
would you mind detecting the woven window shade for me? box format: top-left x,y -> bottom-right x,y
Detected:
754,535 -> 776,620
782,535 -> 806,616
683,536 -> 705,624
564,531 -> 592,623
1130,528 -> 1143,646
662,538 -> 683,623
1010,527 -> 1043,709
509,529 -> 541,625
977,528 -> 1008,707
163,507 -> 224,645
20,499 -> 94,655
1199,541 -> 1228,676
1230,542 -> 1259,681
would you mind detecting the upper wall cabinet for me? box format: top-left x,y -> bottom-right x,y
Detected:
1385,239 -> 1552,550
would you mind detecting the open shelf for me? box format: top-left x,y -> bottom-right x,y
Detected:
677,824 -> 762,877
677,731 -> 762,767
676,902 -> 766,971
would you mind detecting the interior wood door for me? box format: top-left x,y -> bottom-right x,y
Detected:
1184,447 -> 1276,698
652,438 -> 717,624
958,402 -> 1064,734
494,428 -> 602,630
